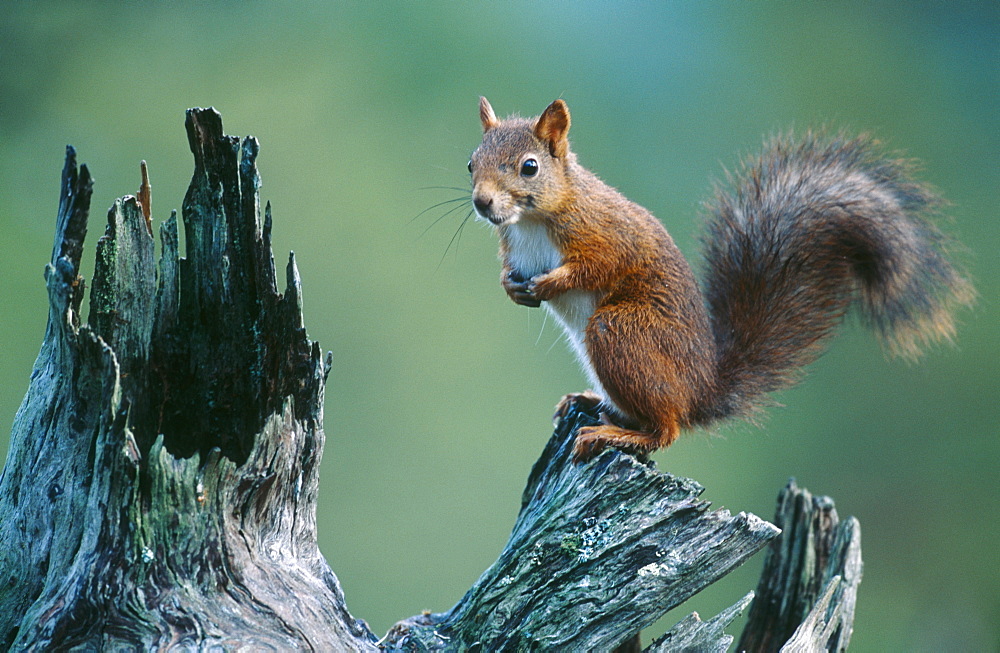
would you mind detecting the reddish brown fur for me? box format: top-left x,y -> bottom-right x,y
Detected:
470,98 -> 973,462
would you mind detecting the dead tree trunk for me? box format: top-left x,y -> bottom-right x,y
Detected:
0,108 -> 860,652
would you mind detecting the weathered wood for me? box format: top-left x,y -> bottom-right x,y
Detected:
0,145 -> 94,648
0,110 -> 375,650
383,403 -> 780,651
737,479 -> 863,652
1,109 -> 862,652
645,591 -> 755,653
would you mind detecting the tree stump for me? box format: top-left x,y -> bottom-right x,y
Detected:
0,108 -> 860,652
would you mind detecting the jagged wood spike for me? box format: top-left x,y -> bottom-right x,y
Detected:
738,479 -> 863,653
645,591 -> 755,653
0,109 -> 375,650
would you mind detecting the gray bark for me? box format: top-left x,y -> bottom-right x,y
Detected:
0,108 -> 861,652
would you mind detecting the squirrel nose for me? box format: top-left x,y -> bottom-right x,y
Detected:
473,195 -> 493,216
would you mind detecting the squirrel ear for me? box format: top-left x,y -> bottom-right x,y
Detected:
534,99 -> 571,158
479,97 -> 499,132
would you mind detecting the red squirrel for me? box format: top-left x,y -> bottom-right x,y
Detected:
469,97 -> 973,462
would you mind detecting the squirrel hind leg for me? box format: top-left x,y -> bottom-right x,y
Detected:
572,420 -> 680,463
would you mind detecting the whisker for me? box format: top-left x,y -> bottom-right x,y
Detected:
420,202 -> 471,239
419,185 -> 473,193
534,304 -> 550,347
410,196 -> 470,225
437,209 -> 475,270
453,207 -> 472,252
545,329 -> 565,355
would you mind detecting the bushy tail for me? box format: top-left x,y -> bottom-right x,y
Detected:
695,132 -> 974,424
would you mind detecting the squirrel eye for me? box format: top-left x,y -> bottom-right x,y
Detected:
520,158 -> 539,177
467,160 -> 473,173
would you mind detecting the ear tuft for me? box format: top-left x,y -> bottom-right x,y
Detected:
534,99 -> 572,158
479,97 -> 499,132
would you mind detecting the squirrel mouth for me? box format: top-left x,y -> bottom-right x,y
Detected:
474,204 -> 515,226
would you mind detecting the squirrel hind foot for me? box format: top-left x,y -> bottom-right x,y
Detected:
553,390 -> 605,424
571,423 -> 678,463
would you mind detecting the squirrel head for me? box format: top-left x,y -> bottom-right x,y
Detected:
470,97 -> 574,226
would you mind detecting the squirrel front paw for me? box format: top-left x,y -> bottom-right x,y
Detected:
502,270 -> 542,307
524,271 -> 562,302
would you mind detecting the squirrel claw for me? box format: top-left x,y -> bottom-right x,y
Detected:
571,423 -> 660,464
553,390 -> 603,424
502,274 -> 542,307
509,290 -> 541,308
572,426 -> 611,463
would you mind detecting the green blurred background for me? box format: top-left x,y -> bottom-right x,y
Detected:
1,3 -> 996,650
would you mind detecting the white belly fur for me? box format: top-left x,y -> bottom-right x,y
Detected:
504,222 -> 613,409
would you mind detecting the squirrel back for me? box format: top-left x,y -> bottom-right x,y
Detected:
470,98 -> 974,460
